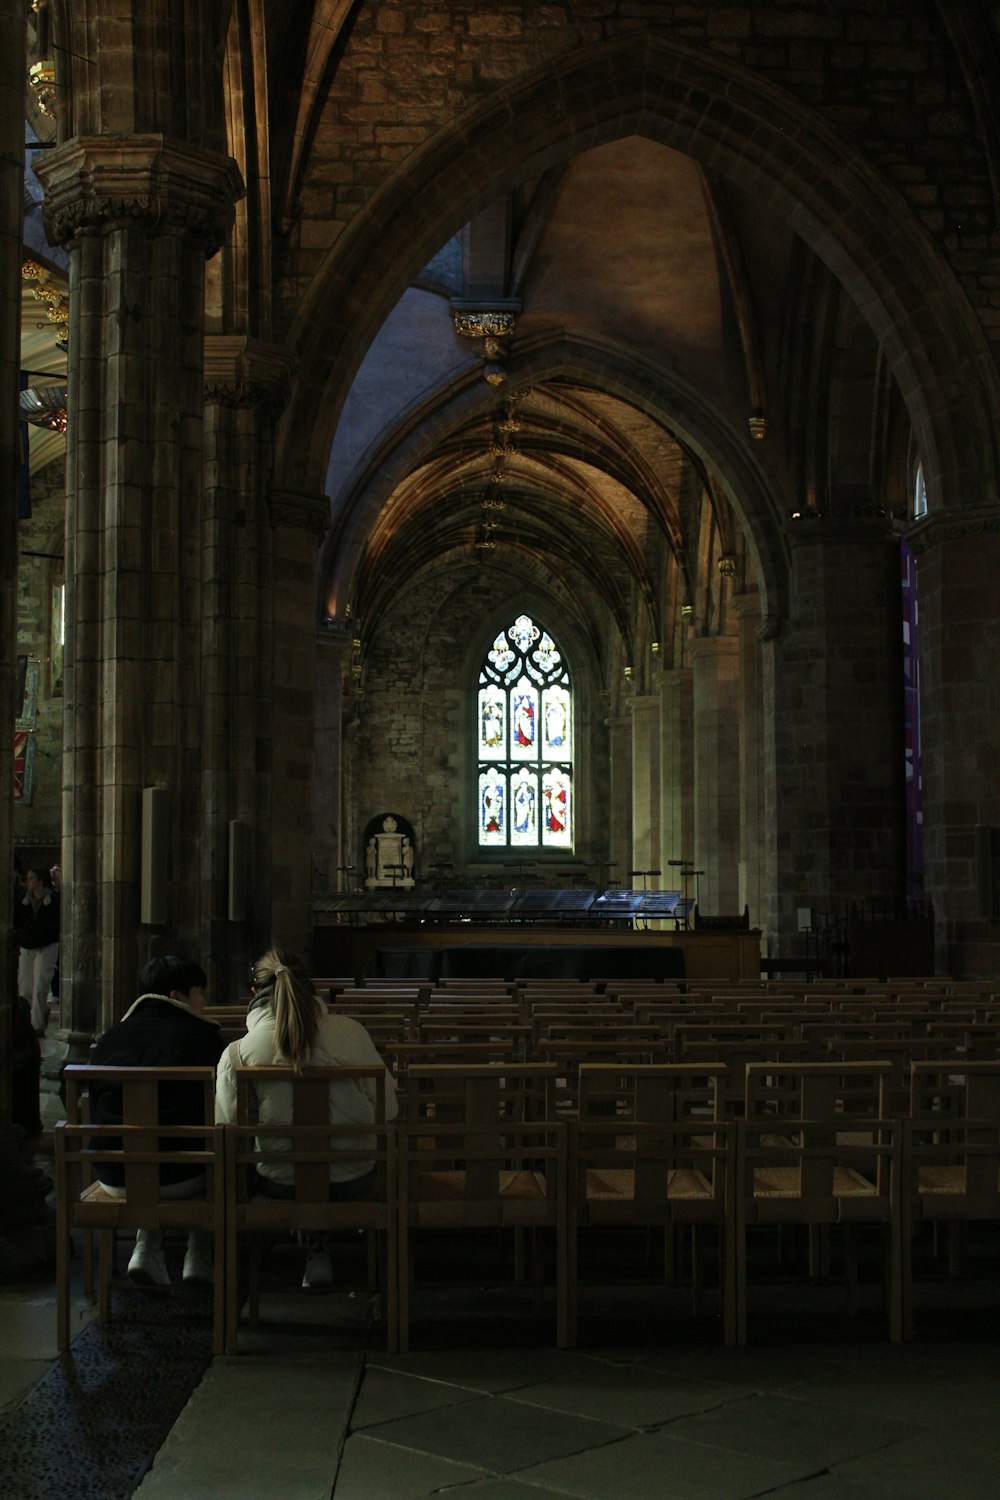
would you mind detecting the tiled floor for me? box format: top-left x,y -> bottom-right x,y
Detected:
4,1042 -> 1000,1498
6,1231 -> 1000,1499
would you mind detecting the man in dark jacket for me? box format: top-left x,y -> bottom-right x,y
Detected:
90,954 -> 224,1286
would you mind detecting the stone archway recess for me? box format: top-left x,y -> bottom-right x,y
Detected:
290,29 -> 999,970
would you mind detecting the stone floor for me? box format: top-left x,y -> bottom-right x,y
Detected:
3,1035 -> 1000,1498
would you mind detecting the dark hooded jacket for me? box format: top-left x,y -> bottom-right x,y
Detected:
90,993 -> 224,1186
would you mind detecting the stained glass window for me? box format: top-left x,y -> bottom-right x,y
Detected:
477,613 -> 572,849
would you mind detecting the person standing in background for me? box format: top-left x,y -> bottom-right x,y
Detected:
14,867 -> 59,1037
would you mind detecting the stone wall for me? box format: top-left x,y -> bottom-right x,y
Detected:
284,2 -> 997,342
350,558 -> 611,883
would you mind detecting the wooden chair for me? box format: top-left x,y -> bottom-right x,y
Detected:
902,1060 -> 1000,1338
55,1065 -> 224,1354
735,1062 -> 902,1344
534,1036 -> 673,1114
566,1063 -> 735,1347
397,1064 -> 568,1350
674,1035 -> 816,1118
224,1065 -> 397,1353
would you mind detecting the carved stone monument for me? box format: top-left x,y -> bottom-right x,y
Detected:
362,813 -> 417,889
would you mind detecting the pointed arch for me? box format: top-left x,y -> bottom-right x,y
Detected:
278,30 -> 1000,524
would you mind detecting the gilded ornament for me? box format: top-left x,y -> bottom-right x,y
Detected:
452,311 -> 517,339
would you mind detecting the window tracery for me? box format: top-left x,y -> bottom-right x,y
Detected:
477,612 -> 572,849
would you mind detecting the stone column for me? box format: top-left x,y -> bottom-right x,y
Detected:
630,693 -> 660,884
0,0 -> 23,1133
660,666 -> 694,877
313,627 -> 352,898
201,336 -> 293,1000
268,490 -> 331,962
35,138 -> 242,1037
909,509 -> 1000,976
607,714 -> 632,889
767,517 -> 904,953
733,593 -> 765,935
689,636 -> 741,915
0,1 -> 52,1274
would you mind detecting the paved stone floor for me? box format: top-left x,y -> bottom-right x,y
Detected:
3,1039 -> 1000,1498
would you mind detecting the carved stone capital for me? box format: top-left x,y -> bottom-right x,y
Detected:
317,620 -> 354,658
269,488 -> 330,536
36,135 -> 245,254
452,309 -> 518,340
785,512 -> 894,549
204,336 -> 296,417
906,505 -> 1000,556
688,634 -> 740,663
730,590 -> 762,623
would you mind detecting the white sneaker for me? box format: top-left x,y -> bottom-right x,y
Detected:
127,1240 -> 171,1286
182,1241 -> 214,1286
302,1248 -> 333,1290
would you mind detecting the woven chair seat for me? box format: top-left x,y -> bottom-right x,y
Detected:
751,1166 -> 878,1198
416,1168 -> 548,1201
80,1181 -> 118,1204
917,1165 -> 966,1193
584,1166 -> 712,1201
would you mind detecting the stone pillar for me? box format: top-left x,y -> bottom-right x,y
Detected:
733,593 -> 765,936
909,509 -> 1000,977
268,490 -> 330,963
660,666 -> 694,876
768,517 -> 904,953
0,1 -> 52,1274
690,636 -> 741,915
630,693 -> 660,884
35,138 -> 243,1037
201,336 -> 292,1000
314,627 -> 351,897
607,714 -> 632,889
0,0 -> 23,1137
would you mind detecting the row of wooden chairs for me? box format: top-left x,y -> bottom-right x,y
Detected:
56,1059 -> 1000,1357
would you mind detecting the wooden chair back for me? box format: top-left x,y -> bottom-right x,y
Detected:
567,1064 -> 735,1346
225,1064 -> 397,1353
396,1065 -> 568,1350
55,1065 -> 223,1354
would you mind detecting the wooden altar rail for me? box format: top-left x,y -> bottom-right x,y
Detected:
312,923 -> 763,984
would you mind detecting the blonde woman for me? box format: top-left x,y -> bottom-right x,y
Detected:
215,947 -> 397,1288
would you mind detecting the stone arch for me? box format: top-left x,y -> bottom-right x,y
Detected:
280,29 -> 1000,521
319,328 -> 792,631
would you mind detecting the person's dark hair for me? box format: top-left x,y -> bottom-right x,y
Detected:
138,954 -> 207,998
27,867 -> 52,889
250,947 -> 318,1072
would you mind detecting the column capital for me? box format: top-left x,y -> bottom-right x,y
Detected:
730,590 -> 762,622
785,512 -> 895,550
204,335 -> 296,417
36,134 -> 244,254
906,505 -> 1000,556
687,633 -> 740,663
316,621 -> 354,659
269,488 -> 330,536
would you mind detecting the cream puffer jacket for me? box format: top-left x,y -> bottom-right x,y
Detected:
215,999 -> 398,1184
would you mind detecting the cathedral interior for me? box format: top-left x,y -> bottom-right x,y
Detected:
2,3 -> 1000,1496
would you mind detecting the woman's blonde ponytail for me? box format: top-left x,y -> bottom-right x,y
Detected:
250,947 -> 319,1072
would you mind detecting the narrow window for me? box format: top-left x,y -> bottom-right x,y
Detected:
477,612 -> 573,850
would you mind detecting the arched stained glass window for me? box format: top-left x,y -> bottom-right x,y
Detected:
477,612 -> 573,849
